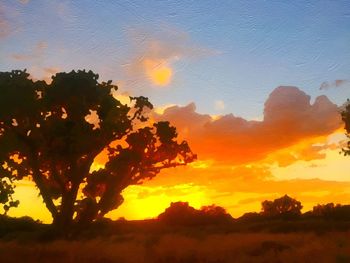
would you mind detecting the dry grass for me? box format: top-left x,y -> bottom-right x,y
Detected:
0,232 -> 349,263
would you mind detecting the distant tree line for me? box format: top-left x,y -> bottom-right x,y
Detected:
157,195 -> 350,226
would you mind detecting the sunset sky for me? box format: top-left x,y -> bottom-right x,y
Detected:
1,0 -> 350,222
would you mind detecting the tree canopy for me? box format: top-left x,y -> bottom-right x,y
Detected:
0,69 -> 196,229
342,99 -> 350,155
261,195 -> 302,217
158,202 -> 232,225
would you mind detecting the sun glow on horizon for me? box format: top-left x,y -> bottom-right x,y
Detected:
105,183 -> 210,220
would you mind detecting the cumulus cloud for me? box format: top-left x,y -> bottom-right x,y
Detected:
155,86 -> 342,165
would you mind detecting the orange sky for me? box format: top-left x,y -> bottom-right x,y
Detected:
5,86 -> 350,223
1,1 -> 350,223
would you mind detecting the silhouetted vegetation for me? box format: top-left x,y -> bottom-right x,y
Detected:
0,215 -> 44,238
261,194 -> 302,219
342,99 -> 350,155
0,70 -> 349,262
0,70 -> 196,233
310,203 -> 350,220
158,202 -> 233,226
0,200 -> 350,244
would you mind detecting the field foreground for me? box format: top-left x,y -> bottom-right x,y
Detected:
0,231 -> 349,263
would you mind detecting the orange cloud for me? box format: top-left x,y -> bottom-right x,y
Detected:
125,37 -> 179,87
155,86 -> 342,165
124,27 -> 213,88
262,130 -> 345,167
143,58 -> 173,86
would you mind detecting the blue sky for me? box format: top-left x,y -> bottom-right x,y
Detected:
1,0 -> 349,118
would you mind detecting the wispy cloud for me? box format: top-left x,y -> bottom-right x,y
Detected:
11,41 -> 48,61
320,79 -> 349,90
0,4 -> 11,39
28,66 -> 60,84
10,41 -> 60,83
123,26 -> 215,88
19,0 -> 30,4
214,100 -> 225,111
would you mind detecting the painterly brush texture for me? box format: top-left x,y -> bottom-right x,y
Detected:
0,1 -> 349,262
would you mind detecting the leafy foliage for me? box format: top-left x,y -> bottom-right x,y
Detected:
158,202 -> 232,225
342,99 -> 350,155
312,203 -> 339,217
0,69 -> 196,228
312,203 -> 350,220
261,195 -> 302,217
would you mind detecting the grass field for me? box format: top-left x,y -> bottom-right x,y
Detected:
0,231 -> 349,263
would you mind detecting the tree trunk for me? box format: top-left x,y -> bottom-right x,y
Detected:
52,187 -> 79,236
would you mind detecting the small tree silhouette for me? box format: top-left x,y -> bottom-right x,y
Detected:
312,203 -> 350,220
341,99 -> 350,155
313,203 -> 338,217
0,70 -> 196,230
261,195 -> 302,217
158,202 -> 198,225
158,202 -> 232,225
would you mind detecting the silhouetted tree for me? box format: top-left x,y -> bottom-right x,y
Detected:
0,70 -> 196,230
158,202 -> 198,225
312,203 -> 338,217
342,99 -> 350,155
200,204 -> 228,217
261,195 -> 302,218
0,175 -> 18,215
158,202 -> 232,225
199,204 -> 233,223
312,203 -> 350,220
238,212 -> 262,222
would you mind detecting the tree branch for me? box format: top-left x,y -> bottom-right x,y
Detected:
28,154 -> 58,218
